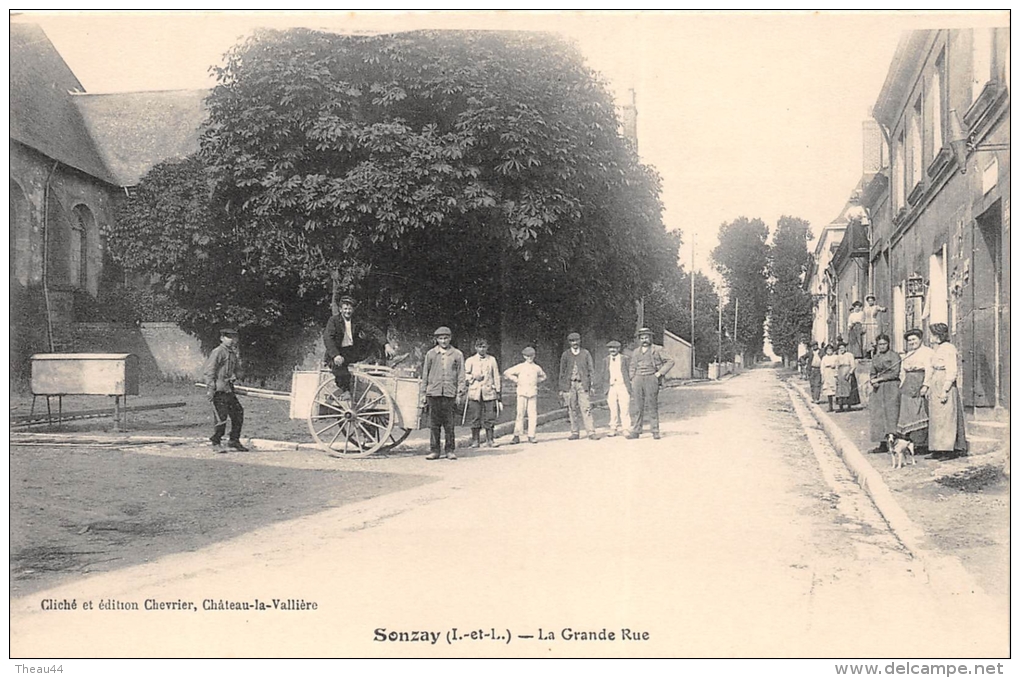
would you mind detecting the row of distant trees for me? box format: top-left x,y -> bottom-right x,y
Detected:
107,27 -> 814,375
711,215 -> 814,364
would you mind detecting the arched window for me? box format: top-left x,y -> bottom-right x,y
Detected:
70,204 -> 95,291
10,180 -> 32,286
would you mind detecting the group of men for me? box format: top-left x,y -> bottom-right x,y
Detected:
203,295 -> 676,457
415,324 -> 675,460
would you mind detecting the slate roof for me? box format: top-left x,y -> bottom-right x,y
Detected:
10,23 -> 115,183
72,89 -> 209,186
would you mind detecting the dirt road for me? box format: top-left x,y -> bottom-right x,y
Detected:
10,369 -> 1007,657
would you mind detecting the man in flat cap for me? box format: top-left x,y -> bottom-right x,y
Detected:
323,295 -> 376,400
203,327 -> 247,452
601,340 -> 632,437
627,327 -> 674,440
558,331 -> 598,440
419,326 -> 466,460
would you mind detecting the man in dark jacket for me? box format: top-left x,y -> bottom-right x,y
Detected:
558,331 -> 599,440
203,327 -> 247,452
323,295 -> 377,398
627,327 -> 675,440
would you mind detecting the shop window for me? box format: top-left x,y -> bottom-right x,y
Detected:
924,245 -> 948,327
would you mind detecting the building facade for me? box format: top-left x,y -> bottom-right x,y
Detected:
806,222 -> 845,347
870,28 -> 1009,411
10,23 -> 209,380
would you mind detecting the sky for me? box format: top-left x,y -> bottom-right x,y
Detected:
13,10 -> 1009,282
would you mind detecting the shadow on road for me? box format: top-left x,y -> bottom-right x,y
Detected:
10,445 -> 434,597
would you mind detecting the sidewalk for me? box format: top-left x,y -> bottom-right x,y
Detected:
788,372 -> 1009,612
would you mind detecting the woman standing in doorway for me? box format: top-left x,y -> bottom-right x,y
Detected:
927,323 -> 968,459
897,329 -> 933,450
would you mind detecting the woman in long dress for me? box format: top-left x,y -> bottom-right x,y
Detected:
927,323 -> 968,459
846,301 -> 865,358
869,334 -> 901,451
820,344 -> 839,412
898,328 -> 933,449
835,342 -> 860,411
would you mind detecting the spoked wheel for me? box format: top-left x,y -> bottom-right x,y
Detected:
308,373 -> 394,457
380,425 -> 412,452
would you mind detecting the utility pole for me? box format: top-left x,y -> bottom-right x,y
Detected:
734,297 -> 740,365
718,296 -> 723,366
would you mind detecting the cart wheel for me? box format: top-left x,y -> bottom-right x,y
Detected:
379,425 -> 412,452
308,373 -> 395,457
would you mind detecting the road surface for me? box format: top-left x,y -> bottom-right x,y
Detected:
10,368 -> 1007,658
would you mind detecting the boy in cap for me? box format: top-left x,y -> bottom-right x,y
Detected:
558,331 -> 598,440
464,338 -> 501,449
503,346 -> 548,444
627,327 -> 674,440
419,326 -> 466,460
601,340 -> 632,436
203,327 -> 247,451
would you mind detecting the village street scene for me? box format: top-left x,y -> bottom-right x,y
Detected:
8,11 -> 1010,665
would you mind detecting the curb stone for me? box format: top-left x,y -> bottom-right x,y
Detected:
787,379 -> 985,597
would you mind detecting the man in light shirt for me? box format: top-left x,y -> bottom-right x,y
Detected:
503,346 -> 547,444
601,340 -> 632,436
464,338 -> 501,449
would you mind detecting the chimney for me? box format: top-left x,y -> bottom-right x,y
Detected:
862,118 -> 884,173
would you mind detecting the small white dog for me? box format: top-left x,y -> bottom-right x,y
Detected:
886,433 -> 916,469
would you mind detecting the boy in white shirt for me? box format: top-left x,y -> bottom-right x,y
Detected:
503,346 -> 547,444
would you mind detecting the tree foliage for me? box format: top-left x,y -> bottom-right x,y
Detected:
111,28 -> 678,370
768,215 -> 814,363
644,265 -> 721,367
712,217 -> 770,359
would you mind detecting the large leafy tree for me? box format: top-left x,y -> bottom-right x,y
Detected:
712,217 -> 771,359
192,28 -> 676,349
768,215 -> 814,363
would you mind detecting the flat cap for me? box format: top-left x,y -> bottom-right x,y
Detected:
338,295 -> 357,306
606,340 -> 622,348
566,332 -> 581,341
636,327 -> 652,335
219,327 -> 239,336
434,326 -> 452,337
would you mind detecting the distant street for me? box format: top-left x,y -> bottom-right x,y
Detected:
11,369 -> 1007,658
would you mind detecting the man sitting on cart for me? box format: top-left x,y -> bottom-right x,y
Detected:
323,295 -> 379,400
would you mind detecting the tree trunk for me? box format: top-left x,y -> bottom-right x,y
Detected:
331,270 -> 341,317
